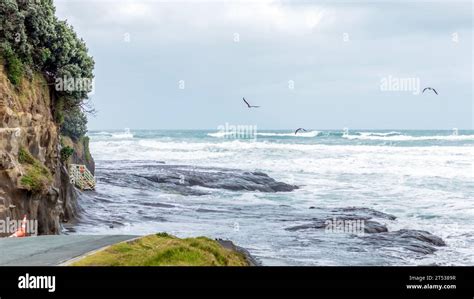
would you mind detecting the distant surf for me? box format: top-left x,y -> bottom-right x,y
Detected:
208,130 -> 321,138
111,128 -> 134,139
343,132 -> 474,141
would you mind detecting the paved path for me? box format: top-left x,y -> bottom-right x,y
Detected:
0,235 -> 138,266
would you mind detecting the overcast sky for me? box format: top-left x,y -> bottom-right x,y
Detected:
55,0 -> 473,130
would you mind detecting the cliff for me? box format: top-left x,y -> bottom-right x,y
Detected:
0,61 -> 90,236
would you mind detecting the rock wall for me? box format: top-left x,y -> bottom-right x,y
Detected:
0,63 -> 82,236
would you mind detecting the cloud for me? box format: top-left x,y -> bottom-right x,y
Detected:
54,0 -> 473,129
55,0 -> 336,39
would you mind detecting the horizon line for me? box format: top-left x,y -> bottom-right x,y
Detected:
87,128 -> 474,131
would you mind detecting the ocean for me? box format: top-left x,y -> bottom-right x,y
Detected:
68,129 -> 474,266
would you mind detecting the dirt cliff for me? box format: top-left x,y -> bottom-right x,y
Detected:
0,62 -> 90,236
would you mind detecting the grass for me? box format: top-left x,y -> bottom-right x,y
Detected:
71,233 -> 250,266
1,45 -> 23,86
18,147 -> 53,193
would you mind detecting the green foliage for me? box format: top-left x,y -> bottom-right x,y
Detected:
0,0 -> 94,138
0,0 -> 31,63
81,136 -> 92,163
1,42 -> 23,85
60,107 -> 87,141
18,146 -> 35,164
54,97 -> 65,124
18,147 -> 52,193
20,165 -> 52,193
60,146 -> 74,162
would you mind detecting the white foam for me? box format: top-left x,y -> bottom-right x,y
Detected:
207,131 -> 321,138
257,131 -> 321,137
358,131 -> 402,137
343,133 -> 474,141
89,138 -> 474,181
111,128 -> 134,139
207,132 -> 233,138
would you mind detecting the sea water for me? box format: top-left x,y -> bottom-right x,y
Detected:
70,129 -> 474,266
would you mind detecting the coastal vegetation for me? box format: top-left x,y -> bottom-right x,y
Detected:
18,147 -> 53,193
0,0 -> 94,141
71,233 -> 250,266
60,146 -> 74,162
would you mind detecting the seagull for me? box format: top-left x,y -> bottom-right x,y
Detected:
295,128 -> 308,135
243,97 -> 260,108
422,87 -> 438,95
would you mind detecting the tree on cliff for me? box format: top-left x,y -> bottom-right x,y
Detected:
0,0 -> 94,140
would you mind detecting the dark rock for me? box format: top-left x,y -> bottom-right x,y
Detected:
286,219 -> 327,231
216,239 -> 261,266
286,217 -> 387,234
363,220 -> 388,233
332,207 -> 396,220
361,229 -> 446,255
141,165 -> 298,195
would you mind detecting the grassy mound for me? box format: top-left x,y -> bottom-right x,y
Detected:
71,233 -> 250,266
18,147 -> 53,193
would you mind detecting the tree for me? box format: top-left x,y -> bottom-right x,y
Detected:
0,0 -> 31,63
0,0 -> 95,140
60,107 -> 88,141
20,0 -> 57,68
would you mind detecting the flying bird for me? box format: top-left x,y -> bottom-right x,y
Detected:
243,97 -> 260,108
422,87 -> 438,95
295,128 -> 308,135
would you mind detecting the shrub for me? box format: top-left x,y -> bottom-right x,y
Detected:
18,147 -> 52,193
20,165 -> 52,193
60,146 -> 74,162
60,108 -> 88,141
1,43 -> 23,85
18,147 -> 35,164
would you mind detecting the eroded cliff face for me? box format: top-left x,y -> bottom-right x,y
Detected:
0,63 -> 83,236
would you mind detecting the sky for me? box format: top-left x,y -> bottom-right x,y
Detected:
54,0 -> 473,130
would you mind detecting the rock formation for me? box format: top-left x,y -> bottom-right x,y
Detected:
0,63 -> 91,236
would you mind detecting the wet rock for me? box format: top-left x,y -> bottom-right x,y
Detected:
286,219 -> 327,231
286,217 -> 388,234
362,220 -> 388,233
332,207 -> 396,220
141,166 -> 298,195
361,229 -> 446,255
216,239 -> 261,266
287,206 -> 394,234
